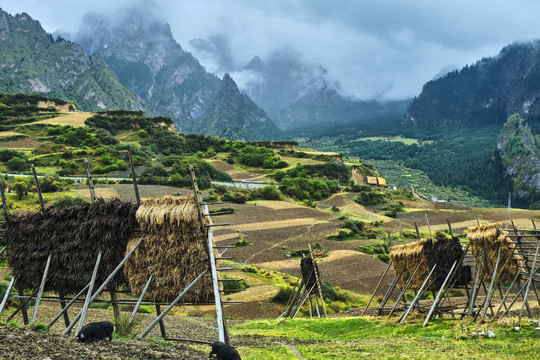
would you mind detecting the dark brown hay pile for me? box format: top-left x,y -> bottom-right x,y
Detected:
124,195 -> 215,303
389,234 -> 470,290
300,257 -> 320,289
467,223 -> 522,283
4,199 -> 138,294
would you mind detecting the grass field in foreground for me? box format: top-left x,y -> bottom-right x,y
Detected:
228,317 -> 540,359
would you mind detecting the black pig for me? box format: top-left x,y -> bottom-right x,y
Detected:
76,321 -> 115,343
209,340 -> 241,360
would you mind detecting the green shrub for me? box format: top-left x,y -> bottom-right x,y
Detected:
31,323 -> 49,331
272,286 -> 294,304
353,186 -> 387,206
114,314 -> 141,339
52,196 -> 87,209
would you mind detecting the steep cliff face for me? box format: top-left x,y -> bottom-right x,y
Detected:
0,9 -> 144,111
407,41 -> 540,129
497,114 -> 540,207
198,74 -> 276,140
76,9 -> 278,139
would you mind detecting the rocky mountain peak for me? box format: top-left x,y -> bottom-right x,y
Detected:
0,8 -> 145,112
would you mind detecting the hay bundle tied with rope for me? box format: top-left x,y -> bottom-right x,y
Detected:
467,223 -> 522,283
389,234 -> 470,290
4,199 -> 138,294
124,195 -> 216,303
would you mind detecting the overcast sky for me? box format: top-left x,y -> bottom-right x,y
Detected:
3,0 -> 540,100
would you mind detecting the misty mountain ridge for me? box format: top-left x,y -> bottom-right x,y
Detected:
189,35 -> 410,133
406,40 -> 540,129
75,9 -> 278,140
0,9 -> 145,112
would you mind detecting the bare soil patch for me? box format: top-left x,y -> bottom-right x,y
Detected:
0,138 -> 40,149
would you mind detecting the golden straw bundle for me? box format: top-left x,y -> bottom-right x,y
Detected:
124,195 -> 216,303
467,223 -> 522,283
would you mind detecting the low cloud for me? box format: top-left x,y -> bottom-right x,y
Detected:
3,0 -> 540,99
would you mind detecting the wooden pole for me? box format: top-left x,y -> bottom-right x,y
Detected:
517,238 -> 540,323
361,260 -> 393,316
479,247 -> 502,320
139,269 -> 209,339
446,218 -> 454,237
31,164 -> 45,211
398,220 -> 405,241
309,243 -> 326,317
48,283 -> 90,328
467,248 -> 484,316
388,262 -> 423,317
129,275 -> 152,324
206,211 -> 229,344
64,237 -> 145,335
0,178 -> 9,216
155,305 -> 167,339
512,220 -> 540,305
18,288 -> 29,325
30,254 -> 52,323
58,293 -> 71,328
110,289 -> 120,321
414,222 -> 421,240
423,261 -> 457,326
7,287 -> 39,323
425,213 -> 432,239
0,277 -> 15,315
377,269 -> 405,315
127,145 -> 140,207
399,264 -> 437,324
74,250 -> 102,336
84,159 -> 96,204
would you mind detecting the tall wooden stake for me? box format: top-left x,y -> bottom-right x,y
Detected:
127,145 -> 140,206
58,293 -> 71,328
129,275 -> 152,324
399,265 -> 437,324
139,269 -> 208,339
0,178 -> 9,216
155,305 -> 167,339
479,247 -> 502,320
361,260 -> 393,316
63,237 -> 145,335
517,238 -> 540,323
388,262 -> 423,317
75,251 -> 102,336
0,277 -> 15,315
48,283 -> 90,328
84,159 -> 96,204
425,213 -> 432,239
423,261 -> 457,326
31,164 -> 44,211
31,254 -> 52,323
309,243 -> 326,317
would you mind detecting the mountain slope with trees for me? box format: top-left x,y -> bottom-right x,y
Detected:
75,8 -> 278,141
406,41 -> 540,129
0,9 -> 145,112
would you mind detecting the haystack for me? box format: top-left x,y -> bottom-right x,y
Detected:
389,234 -> 470,290
4,199 -> 138,294
467,223 -> 522,284
124,195 -> 215,303
300,257 -> 320,289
